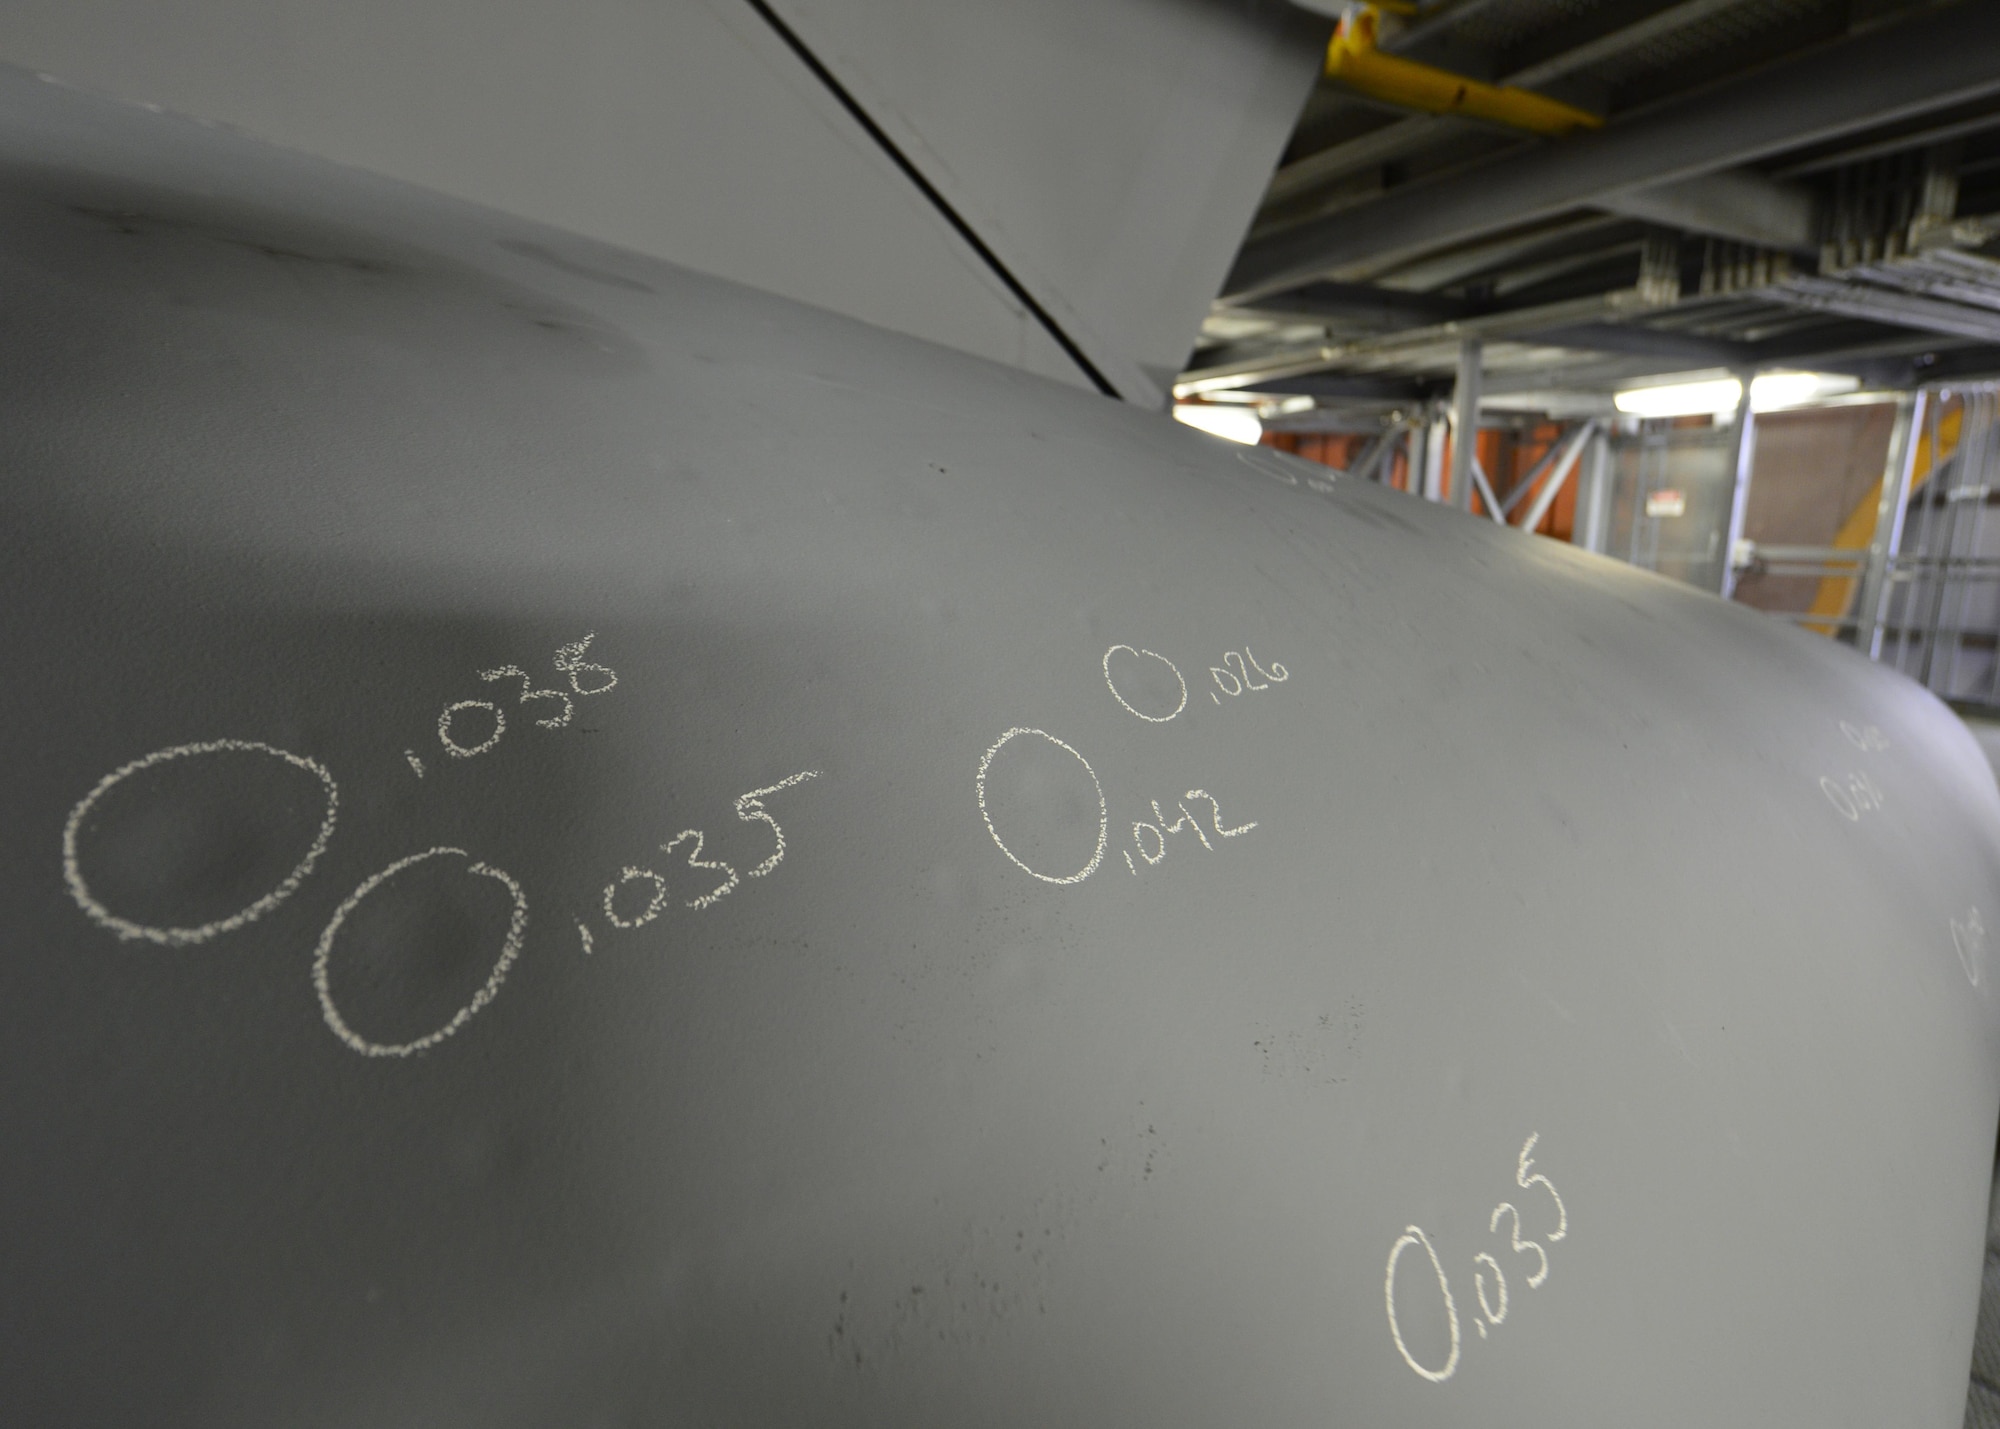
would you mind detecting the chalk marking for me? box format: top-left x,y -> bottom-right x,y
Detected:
554,634 -> 618,695
1491,1203 -> 1549,1288
439,700 -> 504,758
1223,650 -> 1267,691
1123,849 -> 1137,875
1210,664 -> 1243,698
1517,1133 -> 1567,1243
662,830 -> 738,910
1210,692 -> 1220,705
975,728 -> 1107,886
1840,720 -> 1889,751
1473,1252 -> 1507,1326
603,866 -> 669,928
1153,799 -> 1213,851
735,770 -> 821,878
1102,645 -> 1187,723
1133,822 -> 1167,865
313,847 -> 527,1058
480,665 -> 573,728
1386,1225 -> 1460,1383
1819,775 -> 1858,820
1184,790 -> 1256,838
63,739 -> 339,947
1954,908 -> 1986,988
576,919 -> 594,955
1245,647 -> 1288,683
405,750 -> 425,778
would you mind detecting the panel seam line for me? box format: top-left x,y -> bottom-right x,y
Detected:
740,0 -> 1123,399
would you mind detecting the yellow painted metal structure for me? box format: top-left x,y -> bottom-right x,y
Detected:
1324,7 -> 1603,136
1805,400 -> 1965,635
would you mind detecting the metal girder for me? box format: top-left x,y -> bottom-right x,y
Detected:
1719,377 -> 1757,599
1849,250 -> 2000,316
1515,421 -> 1595,532
1596,170 -> 1818,254
1177,288 -> 1664,395
1225,2 -> 2000,303
1834,345 -> 2000,389
1347,423 -> 1404,480
1233,280 -> 1472,331
1226,372 -> 1428,402
1778,110 -> 2000,178
1519,321 -> 1750,365
1450,338 -> 1483,512
1469,454 -> 1506,523
1856,391 -> 1926,657
1770,276 -> 2000,344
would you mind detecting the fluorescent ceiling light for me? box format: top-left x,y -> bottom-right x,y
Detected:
1614,378 -> 1741,417
1749,371 -> 1858,410
1613,372 -> 1861,418
1174,403 -> 1263,445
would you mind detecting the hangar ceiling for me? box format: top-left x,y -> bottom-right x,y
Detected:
1185,0 -> 2000,414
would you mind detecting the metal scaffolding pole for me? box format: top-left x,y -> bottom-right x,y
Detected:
1573,426 -> 1614,554
1719,374 -> 1757,599
1423,401 -> 1449,501
1449,338 -> 1483,512
1856,389 -> 1926,659
1516,421 -> 1596,532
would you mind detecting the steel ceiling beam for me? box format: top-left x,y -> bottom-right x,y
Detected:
1595,169 -> 1818,254
1226,2 -> 2000,303
1518,322 -> 1750,365
1768,276 -> 2000,344
1176,288 -> 1666,395
1231,280 -> 1473,330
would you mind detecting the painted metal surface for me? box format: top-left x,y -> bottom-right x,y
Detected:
3,66 -> 2000,1429
0,0 -> 1324,402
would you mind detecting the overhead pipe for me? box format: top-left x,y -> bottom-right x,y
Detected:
1324,7 -> 1603,139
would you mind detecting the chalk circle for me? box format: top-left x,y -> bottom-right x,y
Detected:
603,865 -> 669,929
62,739 -> 339,947
1386,1225 -> 1460,1384
975,728 -> 1108,886
314,846 -> 528,1058
439,699 -> 505,758
1819,775 -> 1859,821
1102,645 -> 1187,723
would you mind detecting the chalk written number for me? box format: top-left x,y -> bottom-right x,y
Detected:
1820,769 -> 1883,821
1385,1134 -> 1569,1384
434,634 -> 619,762
598,771 -> 821,933
1209,647 -> 1288,702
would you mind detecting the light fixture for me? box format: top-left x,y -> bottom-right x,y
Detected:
1749,371 -> 1858,410
1173,403 -> 1263,445
1613,378 -> 1741,417
1613,371 -> 1860,418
